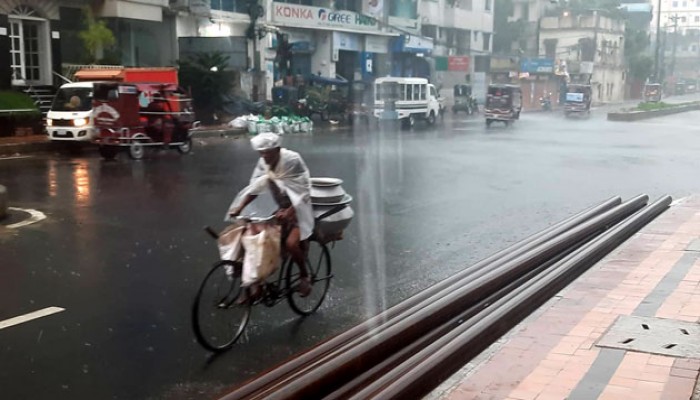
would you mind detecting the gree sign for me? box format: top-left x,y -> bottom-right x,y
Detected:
272,2 -> 380,32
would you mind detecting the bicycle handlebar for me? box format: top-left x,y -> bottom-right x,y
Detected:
231,215 -> 277,223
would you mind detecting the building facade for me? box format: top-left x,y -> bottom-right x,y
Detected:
539,11 -> 626,104
0,0 -> 181,89
0,0 -> 494,101
653,0 -> 700,33
419,0 -> 494,100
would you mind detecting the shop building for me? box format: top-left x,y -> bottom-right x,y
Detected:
518,57 -> 560,110
265,0 -> 395,89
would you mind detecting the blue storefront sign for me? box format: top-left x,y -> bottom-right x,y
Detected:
520,58 -> 554,74
361,51 -> 374,80
390,34 -> 433,55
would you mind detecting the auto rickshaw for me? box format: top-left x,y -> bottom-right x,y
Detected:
484,84 -> 522,127
272,86 -> 307,116
452,84 -> 477,115
643,83 -> 662,102
92,81 -> 198,160
305,75 -> 350,121
564,84 -> 592,118
675,82 -> 686,96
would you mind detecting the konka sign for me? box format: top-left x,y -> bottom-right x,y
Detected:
272,2 -> 380,32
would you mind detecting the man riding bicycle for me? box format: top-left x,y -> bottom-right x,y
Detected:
228,132 -> 313,297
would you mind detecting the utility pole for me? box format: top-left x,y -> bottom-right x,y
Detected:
670,14 -> 680,79
653,0 -> 662,82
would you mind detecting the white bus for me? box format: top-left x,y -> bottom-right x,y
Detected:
374,77 -> 443,129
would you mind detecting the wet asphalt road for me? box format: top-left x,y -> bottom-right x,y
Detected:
3,109 -> 700,399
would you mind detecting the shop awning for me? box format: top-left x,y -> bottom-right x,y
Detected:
74,70 -> 124,81
308,75 -> 349,85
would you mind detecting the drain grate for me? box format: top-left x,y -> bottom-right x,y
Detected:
596,316 -> 700,358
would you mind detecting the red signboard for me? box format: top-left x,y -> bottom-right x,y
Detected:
448,56 -> 470,71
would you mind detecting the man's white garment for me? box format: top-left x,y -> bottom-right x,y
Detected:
228,148 -> 314,240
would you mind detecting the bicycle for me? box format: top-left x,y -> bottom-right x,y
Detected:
192,212 -> 339,352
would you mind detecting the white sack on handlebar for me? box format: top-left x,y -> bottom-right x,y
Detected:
217,222 -> 245,262
241,224 -> 281,286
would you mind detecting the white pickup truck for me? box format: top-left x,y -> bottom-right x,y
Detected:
374,77 -> 443,129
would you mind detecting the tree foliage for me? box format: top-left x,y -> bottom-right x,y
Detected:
178,52 -> 235,123
493,0 -> 526,54
78,7 -> 116,64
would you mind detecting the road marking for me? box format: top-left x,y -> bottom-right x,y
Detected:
0,156 -> 33,161
0,307 -> 65,330
5,207 -> 46,229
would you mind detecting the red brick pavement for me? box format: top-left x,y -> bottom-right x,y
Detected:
437,196 -> 700,400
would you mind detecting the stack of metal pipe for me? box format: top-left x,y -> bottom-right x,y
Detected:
220,194 -> 672,400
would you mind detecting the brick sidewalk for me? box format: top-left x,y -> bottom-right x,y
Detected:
434,196 -> 700,400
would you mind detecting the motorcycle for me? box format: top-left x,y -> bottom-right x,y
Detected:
539,95 -> 552,111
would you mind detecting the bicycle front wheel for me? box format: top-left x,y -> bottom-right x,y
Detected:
287,240 -> 332,316
192,260 -> 251,352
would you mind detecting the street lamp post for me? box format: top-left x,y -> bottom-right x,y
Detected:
654,0 -> 662,82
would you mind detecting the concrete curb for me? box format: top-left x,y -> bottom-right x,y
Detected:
0,185 -> 7,220
607,103 -> 700,121
0,140 -> 53,156
0,129 -> 247,157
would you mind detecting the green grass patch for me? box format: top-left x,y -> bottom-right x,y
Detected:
0,90 -> 39,113
635,101 -> 698,111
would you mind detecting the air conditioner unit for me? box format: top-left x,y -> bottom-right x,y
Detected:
169,0 -> 189,11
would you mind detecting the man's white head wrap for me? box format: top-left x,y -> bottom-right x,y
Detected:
250,132 -> 281,151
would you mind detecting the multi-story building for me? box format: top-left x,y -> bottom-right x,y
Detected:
539,10 -> 626,104
0,0 -> 493,101
419,0 -> 494,100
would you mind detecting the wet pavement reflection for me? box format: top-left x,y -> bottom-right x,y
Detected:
4,110 -> 700,398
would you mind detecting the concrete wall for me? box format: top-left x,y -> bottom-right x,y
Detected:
592,67 -> 625,103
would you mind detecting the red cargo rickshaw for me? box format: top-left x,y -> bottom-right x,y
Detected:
92,81 -> 199,160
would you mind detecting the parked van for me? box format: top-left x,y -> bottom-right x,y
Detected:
46,82 -> 95,142
373,77 -> 443,129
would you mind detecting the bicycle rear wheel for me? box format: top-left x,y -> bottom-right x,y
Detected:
287,240 -> 332,316
192,260 -> 251,351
